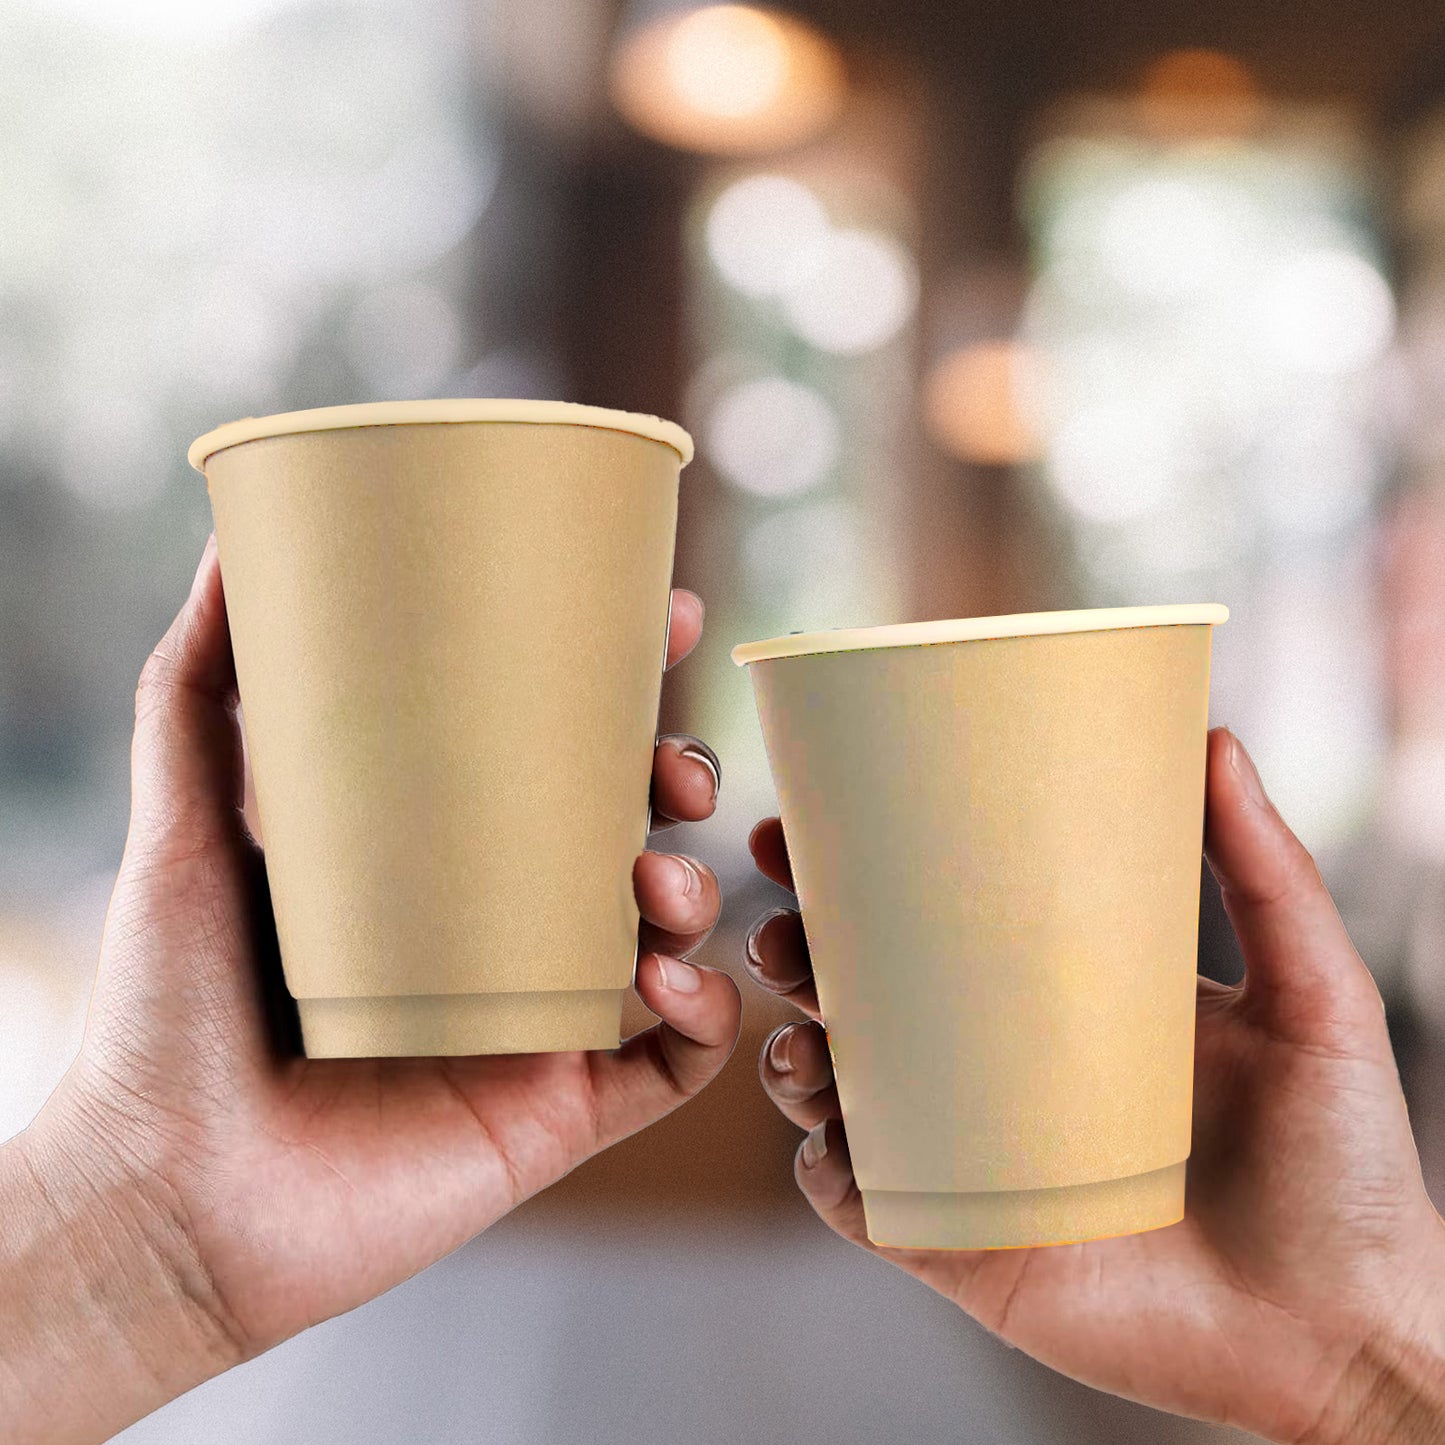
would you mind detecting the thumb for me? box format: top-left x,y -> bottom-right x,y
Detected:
1203,727 -> 1386,1052
127,534 -> 247,862
84,536 -> 289,1076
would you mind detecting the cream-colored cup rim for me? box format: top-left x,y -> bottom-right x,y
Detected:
731,604 -> 1229,665
187,399 -> 694,472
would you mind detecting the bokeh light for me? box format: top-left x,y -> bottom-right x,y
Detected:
704,375 -> 840,495
1256,413 -> 1378,535
1097,177 -> 1247,299
1023,129 -> 1396,850
667,5 -> 788,119
180,266 -> 297,399
923,341 -> 1043,465
1047,401 -> 1182,522
1137,48 -> 1262,139
1255,248 -> 1396,375
610,4 -> 845,156
780,227 -> 917,354
704,173 -> 831,296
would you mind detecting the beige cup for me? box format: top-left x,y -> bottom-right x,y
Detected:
188,400 -> 691,1058
734,605 -> 1227,1249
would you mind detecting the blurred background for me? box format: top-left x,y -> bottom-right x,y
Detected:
3,0 -> 1445,1439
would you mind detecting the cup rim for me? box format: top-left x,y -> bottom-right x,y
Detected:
731,603 -> 1229,665
187,399 -> 694,472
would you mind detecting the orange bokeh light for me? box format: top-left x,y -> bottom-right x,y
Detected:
610,5 -> 845,156
1137,48 -> 1262,139
923,341 -> 1043,467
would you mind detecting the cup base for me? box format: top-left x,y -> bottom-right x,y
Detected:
861,1160 -> 1187,1251
297,989 -> 626,1058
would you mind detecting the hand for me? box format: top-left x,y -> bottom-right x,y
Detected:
746,729 -> 1445,1445
0,535 -> 740,1444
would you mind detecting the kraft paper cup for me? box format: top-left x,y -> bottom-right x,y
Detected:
189,400 -> 691,1058
733,605 -> 1227,1250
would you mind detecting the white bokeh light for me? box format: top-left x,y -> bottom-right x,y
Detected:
1255,248 -> 1396,374
181,267 -> 297,399
781,228 -> 918,354
1257,416 -> 1378,535
1046,402 -> 1182,523
705,174 -> 831,297
1097,176 -> 1245,299
664,5 -> 789,121
705,375 -> 840,496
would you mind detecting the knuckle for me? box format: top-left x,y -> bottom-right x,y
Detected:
1278,836 -> 1326,903
134,642 -> 180,719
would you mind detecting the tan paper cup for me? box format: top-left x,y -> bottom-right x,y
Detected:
189,400 -> 691,1058
733,605 -> 1227,1249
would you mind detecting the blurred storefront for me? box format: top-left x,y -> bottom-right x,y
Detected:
4,0 -> 1445,1440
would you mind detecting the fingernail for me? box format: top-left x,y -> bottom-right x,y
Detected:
801,1122 -> 828,1169
677,742 -> 721,798
656,953 -> 702,994
680,589 -> 704,624
1228,732 -> 1268,809
744,909 -> 800,982
744,919 -> 770,973
767,1025 -> 795,1075
669,854 -> 704,898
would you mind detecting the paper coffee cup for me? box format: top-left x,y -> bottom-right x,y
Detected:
189,400 -> 691,1058
733,605 -> 1227,1249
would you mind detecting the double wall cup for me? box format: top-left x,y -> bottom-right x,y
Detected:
188,400 -> 692,1059
733,605 -> 1228,1250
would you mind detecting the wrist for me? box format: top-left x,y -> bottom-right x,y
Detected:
0,1108 -> 246,1443
1303,1256 -> 1445,1445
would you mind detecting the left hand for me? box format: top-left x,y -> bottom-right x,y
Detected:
0,534 -> 739,1444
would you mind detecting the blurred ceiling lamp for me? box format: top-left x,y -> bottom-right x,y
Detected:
1137,48 -> 1262,140
923,341 -> 1043,466
609,4 -> 846,155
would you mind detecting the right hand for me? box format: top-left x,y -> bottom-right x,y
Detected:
745,728 -> 1445,1445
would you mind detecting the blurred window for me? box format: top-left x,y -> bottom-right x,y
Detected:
681,143 -> 920,847
0,0 -> 497,896
1019,103 -> 1396,850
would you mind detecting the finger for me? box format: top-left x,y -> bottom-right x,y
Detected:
1203,728 -> 1383,1046
748,817 -> 795,891
743,908 -> 820,1019
664,589 -> 704,670
794,1117 -> 872,1247
99,536 -> 272,1048
585,952 -> 741,1147
760,1021 -> 840,1129
794,1119 -> 983,1295
128,534 -> 248,859
1197,974 -> 1239,1000
649,735 -> 720,829
633,851 -> 720,957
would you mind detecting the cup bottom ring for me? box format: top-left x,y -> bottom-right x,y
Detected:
296,988 -> 626,1059
860,1160 -> 1187,1251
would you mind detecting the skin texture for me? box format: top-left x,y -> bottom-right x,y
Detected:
747,728 -> 1445,1445
0,536 -> 741,1444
